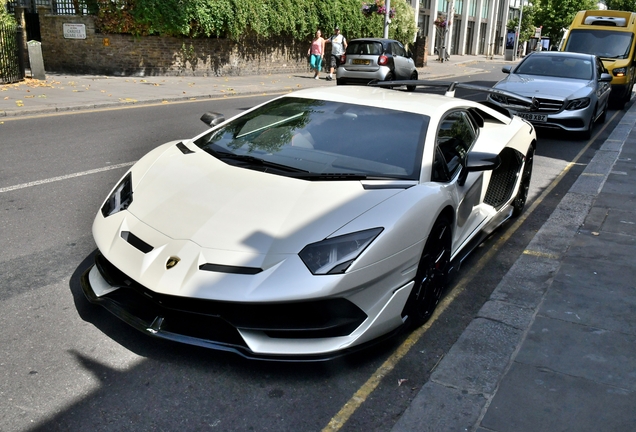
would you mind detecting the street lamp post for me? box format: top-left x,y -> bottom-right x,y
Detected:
513,0 -> 524,60
383,0 -> 391,38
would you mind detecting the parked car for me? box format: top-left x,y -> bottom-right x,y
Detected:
82,83 -> 536,360
488,51 -> 612,139
336,38 -> 418,90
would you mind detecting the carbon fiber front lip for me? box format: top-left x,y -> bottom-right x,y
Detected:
80,265 -> 401,362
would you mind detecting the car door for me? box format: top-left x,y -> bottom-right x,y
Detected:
432,110 -> 487,252
390,41 -> 410,79
596,57 -> 612,108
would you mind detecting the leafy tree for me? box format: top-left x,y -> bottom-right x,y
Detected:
532,0 -> 598,46
1,1 -> 16,25
94,0 -> 416,47
604,0 -> 636,11
507,4 -> 537,43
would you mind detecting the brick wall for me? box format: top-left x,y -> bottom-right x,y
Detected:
38,14 -> 313,77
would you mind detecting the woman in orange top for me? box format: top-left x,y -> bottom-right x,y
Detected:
308,30 -> 325,80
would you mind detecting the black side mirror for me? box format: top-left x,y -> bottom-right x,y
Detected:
201,112 -> 225,127
502,65 -> 512,74
600,72 -> 613,82
458,152 -> 501,186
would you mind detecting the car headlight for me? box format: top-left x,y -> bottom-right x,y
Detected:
299,228 -> 383,275
565,98 -> 591,110
613,67 -> 626,77
101,172 -> 133,217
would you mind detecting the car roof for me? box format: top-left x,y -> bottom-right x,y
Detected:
525,51 -> 596,61
349,38 -> 396,44
281,86 -> 479,117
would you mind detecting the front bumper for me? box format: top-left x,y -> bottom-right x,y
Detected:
336,65 -> 391,83
509,106 -> 594,132
81,252 -> 411,361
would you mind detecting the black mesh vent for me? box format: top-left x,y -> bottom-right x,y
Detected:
484,148 -> 523,208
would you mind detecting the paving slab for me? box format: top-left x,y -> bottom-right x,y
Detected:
516,315 -> 636,391
541,257 -> 636,335
481,362 -> 636,432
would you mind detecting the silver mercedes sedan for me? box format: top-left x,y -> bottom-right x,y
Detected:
488,51 -> 612,139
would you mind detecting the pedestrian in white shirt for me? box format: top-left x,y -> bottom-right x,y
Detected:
325,26 -> 347,81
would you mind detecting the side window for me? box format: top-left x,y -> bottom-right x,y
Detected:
392,42 -> 406,57
432,111 -> 477,182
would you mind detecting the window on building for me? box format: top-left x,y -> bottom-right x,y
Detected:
454,0 -> 463,14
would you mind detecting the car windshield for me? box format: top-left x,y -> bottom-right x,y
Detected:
346,41 -> 384,55
565,29 -> 633,59
193,97 -> 428,180
514,55 -> 593,80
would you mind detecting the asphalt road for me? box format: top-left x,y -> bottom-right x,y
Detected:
0,68 -> 626,431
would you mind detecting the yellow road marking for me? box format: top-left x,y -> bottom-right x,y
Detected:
323,111 -> 620,431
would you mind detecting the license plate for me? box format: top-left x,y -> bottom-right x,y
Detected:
514,112 -> 547,122
352,59 -> 370,65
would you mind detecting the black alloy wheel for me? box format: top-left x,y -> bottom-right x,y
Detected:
385,72 -> 395,82
512,146 -> 534,217
405,217 -> 452,326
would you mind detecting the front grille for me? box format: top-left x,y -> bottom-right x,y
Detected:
496,95 -> 564,113
93,253 -> 367,340
534,98 -> 563,112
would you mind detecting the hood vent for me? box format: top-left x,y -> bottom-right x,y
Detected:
176,142 -> 194,154
199,263 -> 262,275
121,231 -> 154,253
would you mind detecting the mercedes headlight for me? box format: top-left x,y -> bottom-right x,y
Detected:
565,98 -> 590,110
101,172 -> 133,217
299,228 -> 383,275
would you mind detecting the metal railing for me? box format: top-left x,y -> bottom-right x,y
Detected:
6,0 -> 94,15
0,22 -> 23,84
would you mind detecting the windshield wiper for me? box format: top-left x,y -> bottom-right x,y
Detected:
290,173 -> 397,180
206,149 -> 309,173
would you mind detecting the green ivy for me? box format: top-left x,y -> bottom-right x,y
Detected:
94,0 -> 416,46
1,1 -> 16,25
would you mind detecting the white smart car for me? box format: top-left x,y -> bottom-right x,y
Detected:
81,83 -> 536,360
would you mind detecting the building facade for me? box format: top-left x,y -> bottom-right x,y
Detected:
411,0 -> 512,58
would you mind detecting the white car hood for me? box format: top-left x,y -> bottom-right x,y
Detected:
128,148 -> 401,255
496,74 -> 591,99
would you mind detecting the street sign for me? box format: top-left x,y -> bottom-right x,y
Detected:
63,24 -> 86,40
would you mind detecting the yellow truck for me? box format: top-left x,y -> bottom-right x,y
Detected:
561,10 -> 636,108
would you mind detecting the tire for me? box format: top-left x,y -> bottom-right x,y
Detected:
404,217 -> 452,326
512,146 -> 534,217
598,103 -> 607,124
581,107 -> 595,140
406,71 -> 418,92
385,72 -> 395,82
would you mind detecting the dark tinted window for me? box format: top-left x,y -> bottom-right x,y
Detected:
346,41 -> 383,55
515,55 -> 593,80
565,29 -> 633,59
194,97 -> 429,180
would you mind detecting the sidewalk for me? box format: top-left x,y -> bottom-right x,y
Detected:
0,54 -> 502,117
5,52 -> 633,431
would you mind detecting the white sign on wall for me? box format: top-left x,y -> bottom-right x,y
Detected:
63,24 -> 87,39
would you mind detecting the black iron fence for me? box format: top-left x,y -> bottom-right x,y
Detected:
6,0 -> 95,15
0,22 -> 23,84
